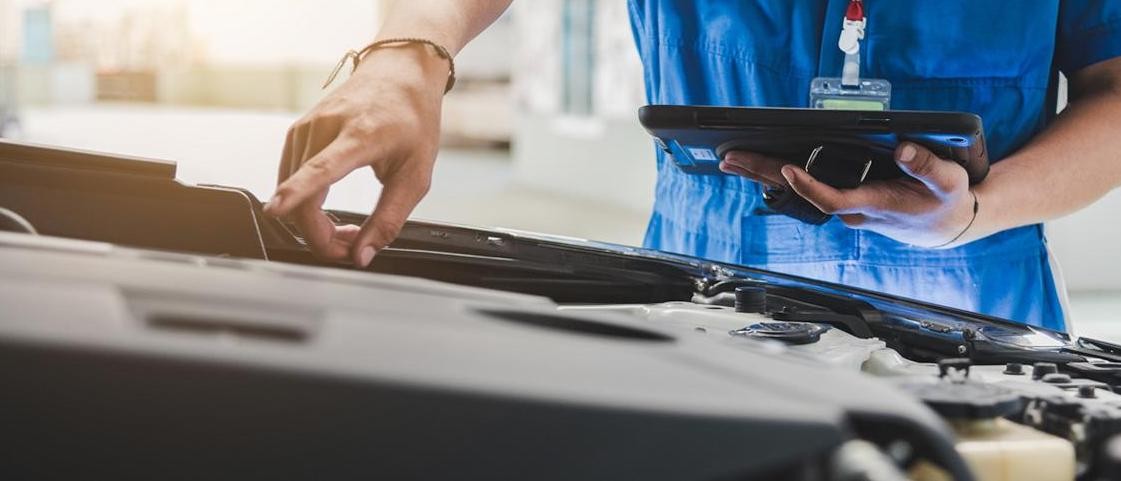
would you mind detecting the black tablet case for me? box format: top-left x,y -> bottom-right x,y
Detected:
639,105 -> 989,184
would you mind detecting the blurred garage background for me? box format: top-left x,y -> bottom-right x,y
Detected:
1,0 -> 1118,338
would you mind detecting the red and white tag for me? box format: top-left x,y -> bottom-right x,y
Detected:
838,0 -> 866,55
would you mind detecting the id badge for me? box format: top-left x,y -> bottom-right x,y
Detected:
810,76 -> 891,111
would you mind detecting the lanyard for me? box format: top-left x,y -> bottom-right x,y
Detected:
838,0 -> 866,86
809,0 -> 889,110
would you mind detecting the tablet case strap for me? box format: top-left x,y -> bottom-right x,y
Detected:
763,188 -> 832,225
762,144 -> 873,225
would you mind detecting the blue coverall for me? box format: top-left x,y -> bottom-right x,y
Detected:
628,0 -> 1121,331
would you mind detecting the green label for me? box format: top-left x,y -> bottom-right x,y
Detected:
820,99 -> 886,111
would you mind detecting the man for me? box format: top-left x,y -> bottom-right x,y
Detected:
263,1 -> 1121,331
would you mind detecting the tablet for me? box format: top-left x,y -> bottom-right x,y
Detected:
638,105 -> 990,185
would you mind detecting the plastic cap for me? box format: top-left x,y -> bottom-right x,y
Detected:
734,286 -> 767,314
1032,362 -> 1058,380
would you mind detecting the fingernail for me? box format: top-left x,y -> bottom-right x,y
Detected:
718,161 -> 731,173
357,246 -> 375,267
898,144 -> 916,162
781,165 -> 797,182
263,194 -> 282,213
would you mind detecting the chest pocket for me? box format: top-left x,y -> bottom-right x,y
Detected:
864,0 -> 1056,84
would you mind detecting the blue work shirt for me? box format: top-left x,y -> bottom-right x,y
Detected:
628,1 -> 1121,331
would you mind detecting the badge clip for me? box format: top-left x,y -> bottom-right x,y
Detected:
810,0 -> 891,111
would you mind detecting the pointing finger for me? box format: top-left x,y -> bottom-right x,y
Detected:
722,151 -> 787,187
265,138 -> 364,217
781,165 -> 880,215
719,161 -> 784,188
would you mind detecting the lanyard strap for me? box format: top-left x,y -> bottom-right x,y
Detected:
838,0 -> 866,86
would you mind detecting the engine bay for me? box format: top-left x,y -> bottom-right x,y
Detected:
4,139 -> 1121,480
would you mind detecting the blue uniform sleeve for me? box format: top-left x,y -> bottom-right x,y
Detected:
1057,0 -> 1121,75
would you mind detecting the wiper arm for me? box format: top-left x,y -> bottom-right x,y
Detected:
1066,337 -> 1121,363
1078,337 -> 1121,356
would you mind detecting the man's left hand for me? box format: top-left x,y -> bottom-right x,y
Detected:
720,142 -> 977,248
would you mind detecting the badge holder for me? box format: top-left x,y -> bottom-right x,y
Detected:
810,76 -> 891,111
762,0 -> 892,224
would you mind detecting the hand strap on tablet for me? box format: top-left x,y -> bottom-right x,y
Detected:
762,144 -> 873,224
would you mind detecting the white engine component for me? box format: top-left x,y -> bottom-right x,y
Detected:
560,301 -> 889,371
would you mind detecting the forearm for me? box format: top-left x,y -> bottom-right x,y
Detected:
971,74 -> 1121,239
375,0 -> 513,55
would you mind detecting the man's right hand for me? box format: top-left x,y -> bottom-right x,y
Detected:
263,44 -> 449,268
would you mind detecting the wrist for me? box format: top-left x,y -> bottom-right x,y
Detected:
954,157 -> 1031,246
969,160 -> 1022,238
930,189 -> 979,249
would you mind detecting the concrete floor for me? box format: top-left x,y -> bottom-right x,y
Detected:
13,104 -> 1119,341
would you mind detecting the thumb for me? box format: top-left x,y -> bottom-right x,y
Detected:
895,142 -> 965,194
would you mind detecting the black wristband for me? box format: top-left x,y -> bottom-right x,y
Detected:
762,187 -> 831,225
